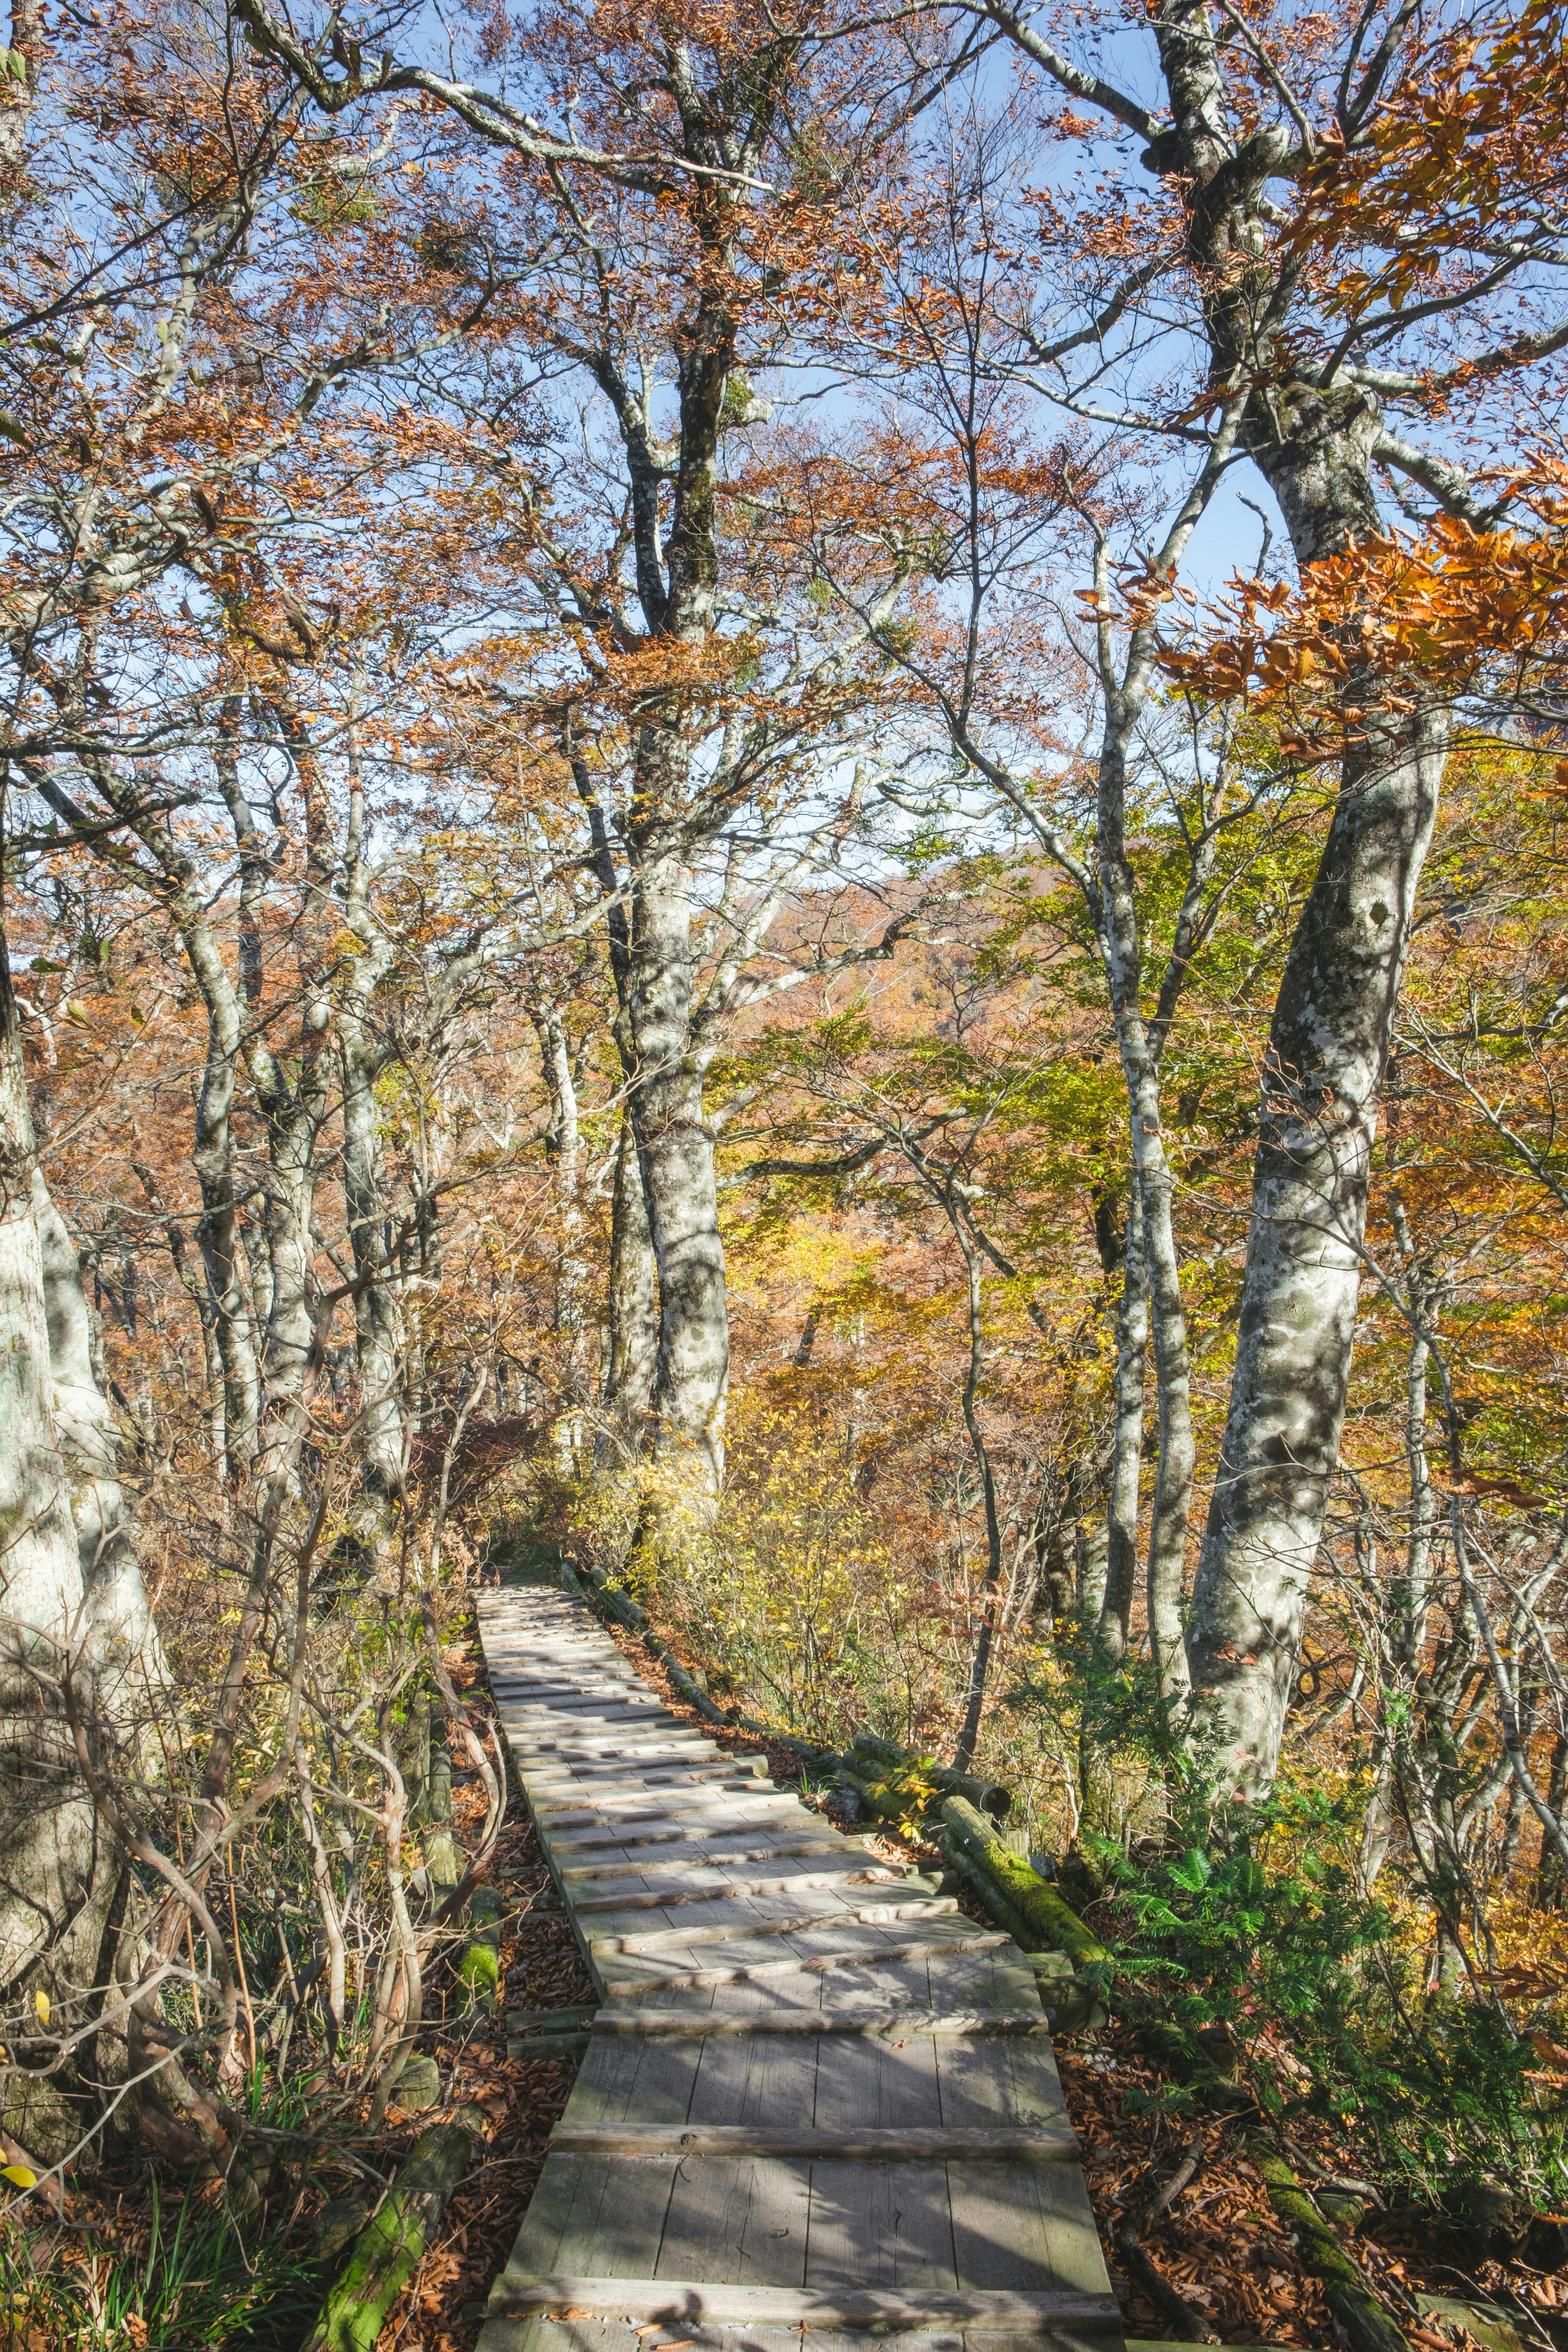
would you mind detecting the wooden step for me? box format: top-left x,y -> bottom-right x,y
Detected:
524,1768 -> 762,1778
598,1924 -> 1010,1992
571,1866 -> 898,1912
546,2123 -> 1080,2161
530,1784 -> 771,1813
485,2278 -> 1123,2332
588,1897 -> 957,1951
523,1761 -> 766,1789
557,1838 -> 846,1875
510,1740 -> 723,1762
529,1790 -> 795,1821
586,2007 -> 1052,2036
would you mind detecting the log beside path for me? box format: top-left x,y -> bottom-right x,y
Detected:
475,1582 -> 1125,2352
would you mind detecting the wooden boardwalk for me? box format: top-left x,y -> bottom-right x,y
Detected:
476,1582 -> 1124,2352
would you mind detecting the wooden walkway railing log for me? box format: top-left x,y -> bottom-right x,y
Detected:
475,1584 -> 1126,2352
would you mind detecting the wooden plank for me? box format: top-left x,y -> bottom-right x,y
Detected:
948,2163 -> 1108,2299
559,1841 -> 847,1878
523,1758 -> 756,1781
535,1799 -> 775,1832
547,2126 -> 1080,2162
494,1678 -> 648,1692
481,2319 -> 1123,2352
537,1816 -> 797,1848
656,2156 -> 812,2287
589,1898 -> 956,1953
528,1784 -> 784,1809
588,2013 -> 1052,2038
594,1928 -> 1009,1996
685,2026 -> 820,2128
483,2279 -> 1123,2330
805,2158 -> 957,2294
520,1764 -> 727,1782
501,2156 -> 679,2285
935,2039 -> 1069,2132
558,2035 -> 704,2127
509,1705 -> 660,1720
812,2026 -> 942,2130
512,1742 -> 724,1763
495,1677 -> 668,1690
573,1868 -> 892,1913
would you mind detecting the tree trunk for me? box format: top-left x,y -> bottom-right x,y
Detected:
0,962 -> 152,2154
1101,1189 -> 1147,1660
626,853 -> 729,1491
530,996 -> 586,1474
32,1172 -> 156,1680
1186,704 -> 1444,1791
598,1111 -> 659,1468
533,1000 -> 586,1350
0,1011 -> 102,1987
194,702 -> 265,1476
338,1023 -> 405,1535
1095,716 -> 1196,1707
953,1217 -> 1004,1773
1539,1731 -> 1568,1909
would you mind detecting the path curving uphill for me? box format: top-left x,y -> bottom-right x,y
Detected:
475,1582 -> 1125,2352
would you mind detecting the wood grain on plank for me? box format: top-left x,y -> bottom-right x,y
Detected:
483,2278 -> 1123,2330
546,2125 -> 1080,2161
592,1928 -> 1010,1995
559,1842 -> 849,1878
586,2011 -> 1053,2037
589,1899 -> 957,1952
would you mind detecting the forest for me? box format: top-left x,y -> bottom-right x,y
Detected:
4,0 -> 1568,2339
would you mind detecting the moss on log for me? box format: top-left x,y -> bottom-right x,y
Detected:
421,1741 -> 462,1889
1246,2137 -> 1408,2352
458,1886 -> 503,2019
304,2106 -> 483,2352
850,1731 -> 1012,1821
942,1797 -> 1111,1972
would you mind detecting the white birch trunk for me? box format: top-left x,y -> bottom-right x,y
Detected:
626,855 -> 729,1492
1100,1190 -> 1147,1661
598,1112 -> 659,1467
529,996 -> 587,1473
1185,710 -> 1445,1789
335,751 -> 404,1541
339,1020 -> 405,1532
0,964 -> 154,2152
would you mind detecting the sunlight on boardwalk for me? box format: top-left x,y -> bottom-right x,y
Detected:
474,1585 -> 1125,2352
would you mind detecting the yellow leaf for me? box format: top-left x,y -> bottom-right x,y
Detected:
0,2165 -> 36,2189
33,1989 -> 48,2027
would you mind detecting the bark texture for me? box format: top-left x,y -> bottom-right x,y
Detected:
0,960 -> 154,2153
599,1111 -> 660,1464
1102,1191 -> 1146,1660
1187,711 -> 1445,1789
1149,2 -> 1447,1788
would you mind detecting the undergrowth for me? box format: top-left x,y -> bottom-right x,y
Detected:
0,2175 -> 319,2351
1094,1789 -> 1568,2209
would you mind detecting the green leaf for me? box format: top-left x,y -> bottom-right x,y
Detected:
1169,1847 -> 1212,1893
